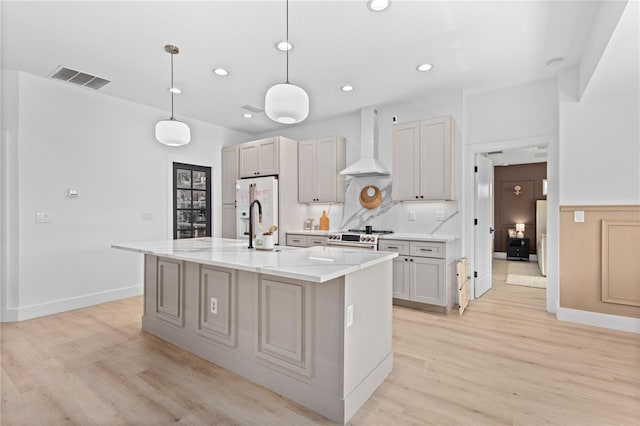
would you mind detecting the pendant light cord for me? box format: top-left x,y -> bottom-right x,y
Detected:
170,51 -> 175,120
285,0 -> 289,84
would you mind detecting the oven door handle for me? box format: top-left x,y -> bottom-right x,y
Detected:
326,243 -> 376,250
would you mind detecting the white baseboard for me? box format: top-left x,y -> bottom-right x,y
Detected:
4,285 -> 143,322
557,307 -> 640,334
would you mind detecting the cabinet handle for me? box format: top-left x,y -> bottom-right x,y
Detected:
420,195 -> 424,199
415,195 -> 419,199
420,248 -> 433,252
410,259 -> 414,262
387,246 -> 398,249
404,258 -> 408,262
292,239 -> 300,242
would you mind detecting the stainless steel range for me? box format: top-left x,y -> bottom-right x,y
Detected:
327,228 -> 394,250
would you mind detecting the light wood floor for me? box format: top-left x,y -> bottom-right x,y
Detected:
2,259 -> 639,425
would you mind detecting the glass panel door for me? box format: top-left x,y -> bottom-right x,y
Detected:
173,162 -> 212,239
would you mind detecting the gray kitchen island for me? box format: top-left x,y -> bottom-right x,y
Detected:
112,237 -> 396,424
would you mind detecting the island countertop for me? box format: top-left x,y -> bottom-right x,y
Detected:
112,237 -> 397,283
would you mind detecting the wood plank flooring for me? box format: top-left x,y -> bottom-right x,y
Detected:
2,259 -> 639,425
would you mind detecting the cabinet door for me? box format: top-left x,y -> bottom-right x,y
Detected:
221,204 -> 236,239
298,140 -> 316,203
410,257 -> 446,305
257,137 -> 279,176
222,146 -> 238,204
419,116 -> 453,200
392,122 -> 420,201
239,142 -> 258,178
315,136 -> 337,202
392,257 -> 411,300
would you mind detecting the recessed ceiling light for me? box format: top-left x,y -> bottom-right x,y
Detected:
546,57 -> 564,68
212,68 -> 229,76
367,0 -> 390,12
242,113 -> 253,119
340,85 -> 354,92
276,41 -> 293,51
168,87 -> 181,94
416,63 -> 433,72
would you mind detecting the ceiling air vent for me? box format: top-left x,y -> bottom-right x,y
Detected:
50,66 -> 111,90
242,104 -> 264,114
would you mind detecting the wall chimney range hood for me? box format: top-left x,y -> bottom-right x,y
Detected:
340,107 -> 390,177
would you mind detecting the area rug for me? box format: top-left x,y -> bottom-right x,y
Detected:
506,261 -> 546,289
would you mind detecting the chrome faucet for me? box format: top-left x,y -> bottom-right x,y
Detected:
247,199 -> 263,249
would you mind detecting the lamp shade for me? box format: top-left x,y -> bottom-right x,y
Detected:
265,83 -> 309,124
155,119 -> 191,146
515,223 -> 525,232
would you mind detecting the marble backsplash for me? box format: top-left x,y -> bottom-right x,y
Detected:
305,176 -> 460,235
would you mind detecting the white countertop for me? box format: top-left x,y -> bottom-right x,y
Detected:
112,237 -> 397,283
379,233 -> 458,242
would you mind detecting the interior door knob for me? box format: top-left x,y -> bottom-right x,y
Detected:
490,227 -> 495,234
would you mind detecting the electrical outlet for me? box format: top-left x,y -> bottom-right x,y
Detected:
436,210 -> 446,221
35,212 -> 50,223
409,211 -> 416,221
210,297 -> 218,314
346,304 -> 354,327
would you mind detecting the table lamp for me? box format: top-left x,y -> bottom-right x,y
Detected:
516,223 -> 525,238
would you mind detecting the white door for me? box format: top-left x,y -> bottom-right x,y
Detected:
474,154 -> 494,297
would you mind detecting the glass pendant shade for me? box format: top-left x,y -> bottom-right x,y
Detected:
155,118 -> 191,146
265,83 -> 309,124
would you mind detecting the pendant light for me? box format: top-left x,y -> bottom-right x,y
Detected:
265,0 -> 309,124
155,45 -> 191,146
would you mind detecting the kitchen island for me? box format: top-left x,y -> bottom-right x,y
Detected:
112,237 -> 397,424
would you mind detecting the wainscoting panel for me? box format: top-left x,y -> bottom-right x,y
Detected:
601,220 -> 640,307
156,259 -> 184,327
560,205 -> 640,318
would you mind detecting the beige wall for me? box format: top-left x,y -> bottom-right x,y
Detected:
560,205 -> 640,318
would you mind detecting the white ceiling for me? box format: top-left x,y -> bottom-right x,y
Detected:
1,1 -> 602,135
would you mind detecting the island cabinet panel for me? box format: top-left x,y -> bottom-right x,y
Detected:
155,259 -> 184,327
256,277 -> 311,376
391,257 -> 411,299
197,266 -> 237,348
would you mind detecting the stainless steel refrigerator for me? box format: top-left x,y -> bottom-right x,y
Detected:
236,176 -> 279,244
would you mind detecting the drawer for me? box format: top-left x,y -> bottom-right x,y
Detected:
410,241 -> 445,258
308,237 -> 327,246
286,235 -> 308,247
378,239 -> 410,255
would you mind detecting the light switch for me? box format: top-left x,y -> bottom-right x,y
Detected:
409,211 -> 416,221
574,210 -> 585,223
436,210 -> 446,221
66,188 -> 79,198
141,213 -> 154,221
35,212 -> 50,223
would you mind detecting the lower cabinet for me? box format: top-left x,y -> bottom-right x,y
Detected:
380,238 -> 455,312
197,266 -> 237,348
286,233 -> 328,247
153,259 -> 185,327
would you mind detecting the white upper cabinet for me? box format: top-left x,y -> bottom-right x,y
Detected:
239,137 -> 279,178
298,136 -> 346,203
392,116 -> 455,201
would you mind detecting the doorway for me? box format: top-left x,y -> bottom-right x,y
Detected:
466,137 -> 555,310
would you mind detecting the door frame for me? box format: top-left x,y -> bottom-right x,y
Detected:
473,153 -> 494,298
463,135 -> 558,314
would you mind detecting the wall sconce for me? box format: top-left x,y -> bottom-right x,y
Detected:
513,185 -> 522,195
516,223 -> 525,238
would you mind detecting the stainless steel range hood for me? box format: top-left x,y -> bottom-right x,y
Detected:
339,107 -> 390,177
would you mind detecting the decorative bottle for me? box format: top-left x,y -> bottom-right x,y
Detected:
319,210 -> 329,231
